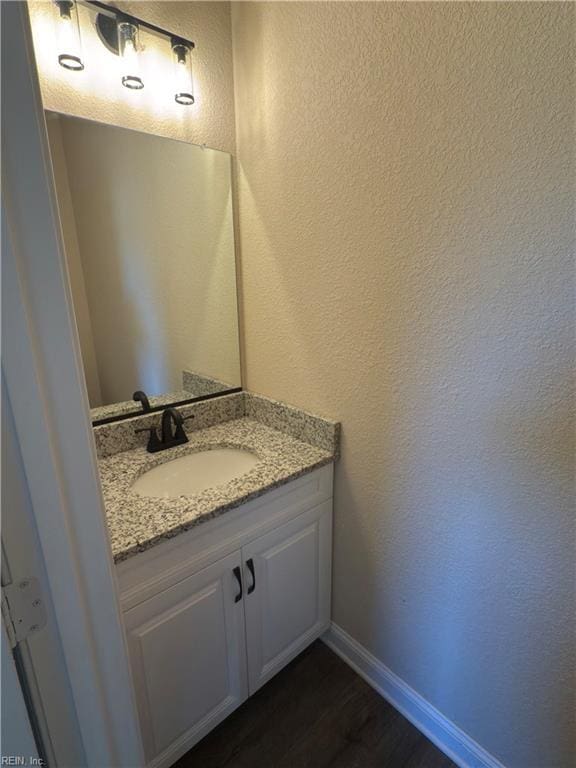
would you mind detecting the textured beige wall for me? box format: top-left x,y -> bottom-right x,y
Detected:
48,114 -> 239,405
232,3 -> 575,766
29,0 -> 236,153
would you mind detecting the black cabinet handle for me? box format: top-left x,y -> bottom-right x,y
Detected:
246,558 -> 256,594
233,566 -> 243,602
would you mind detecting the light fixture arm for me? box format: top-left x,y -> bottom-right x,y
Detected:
84,0 -> 194,51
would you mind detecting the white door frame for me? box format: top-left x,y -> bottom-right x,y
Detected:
1,3 -> 144,766
2,377 -> 86,767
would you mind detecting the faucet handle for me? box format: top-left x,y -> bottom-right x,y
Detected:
135,425 -> 162,453
173,412 -> 194,441
179,413 -> 195,434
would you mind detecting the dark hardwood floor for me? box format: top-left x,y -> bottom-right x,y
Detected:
175,641 -> 457,768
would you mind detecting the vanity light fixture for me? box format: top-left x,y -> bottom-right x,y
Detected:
171,38 -> 195,105
55,1 -> 196,105
118,18 -> 144,90
55,0 -> 84,71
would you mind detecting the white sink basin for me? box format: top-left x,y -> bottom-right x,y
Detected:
132,447 -> 260,498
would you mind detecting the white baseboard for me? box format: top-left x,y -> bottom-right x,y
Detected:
322,623 -> 506,768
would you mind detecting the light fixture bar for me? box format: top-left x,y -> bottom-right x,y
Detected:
62,1 -> 196,105
83,1 -> 194,50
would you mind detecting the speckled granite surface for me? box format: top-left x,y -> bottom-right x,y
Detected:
101,417 -> 336,563
244,393 -> 340,457
94,391 -> 339,459
90,390 -> 193,422
89,370 -> 237,422
94,392 -> 245,458
182,369 -> 236,396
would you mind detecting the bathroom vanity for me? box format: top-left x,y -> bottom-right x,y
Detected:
41,82 -> 340,768
96,393 -> 339,768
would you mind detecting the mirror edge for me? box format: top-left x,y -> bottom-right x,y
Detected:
43,112 -> 244,427
91,387 -> 243,427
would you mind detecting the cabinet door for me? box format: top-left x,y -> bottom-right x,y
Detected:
243,500 -> 332,694
124,550 -> 248,767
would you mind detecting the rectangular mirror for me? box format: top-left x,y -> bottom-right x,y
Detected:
45,112 -> 241,424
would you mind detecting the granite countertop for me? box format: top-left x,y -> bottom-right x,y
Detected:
100,417 -> 335,563
90,390 -> 193,421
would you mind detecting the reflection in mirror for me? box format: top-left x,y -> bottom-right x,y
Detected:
46,113 -> 241,423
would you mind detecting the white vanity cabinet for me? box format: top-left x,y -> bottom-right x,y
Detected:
243,500 -> 332,694
123,551 -> 248,764
116,464 -> 333,768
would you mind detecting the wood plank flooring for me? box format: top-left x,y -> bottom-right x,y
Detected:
175,641 -> 457,768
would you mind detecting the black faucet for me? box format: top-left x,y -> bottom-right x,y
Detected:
135,407 -> 195,453
133,390 -> 152,413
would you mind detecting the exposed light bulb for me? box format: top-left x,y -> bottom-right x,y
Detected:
55,0 -> 84,71
171,39 -> 194,106
118,20 -> 143,90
